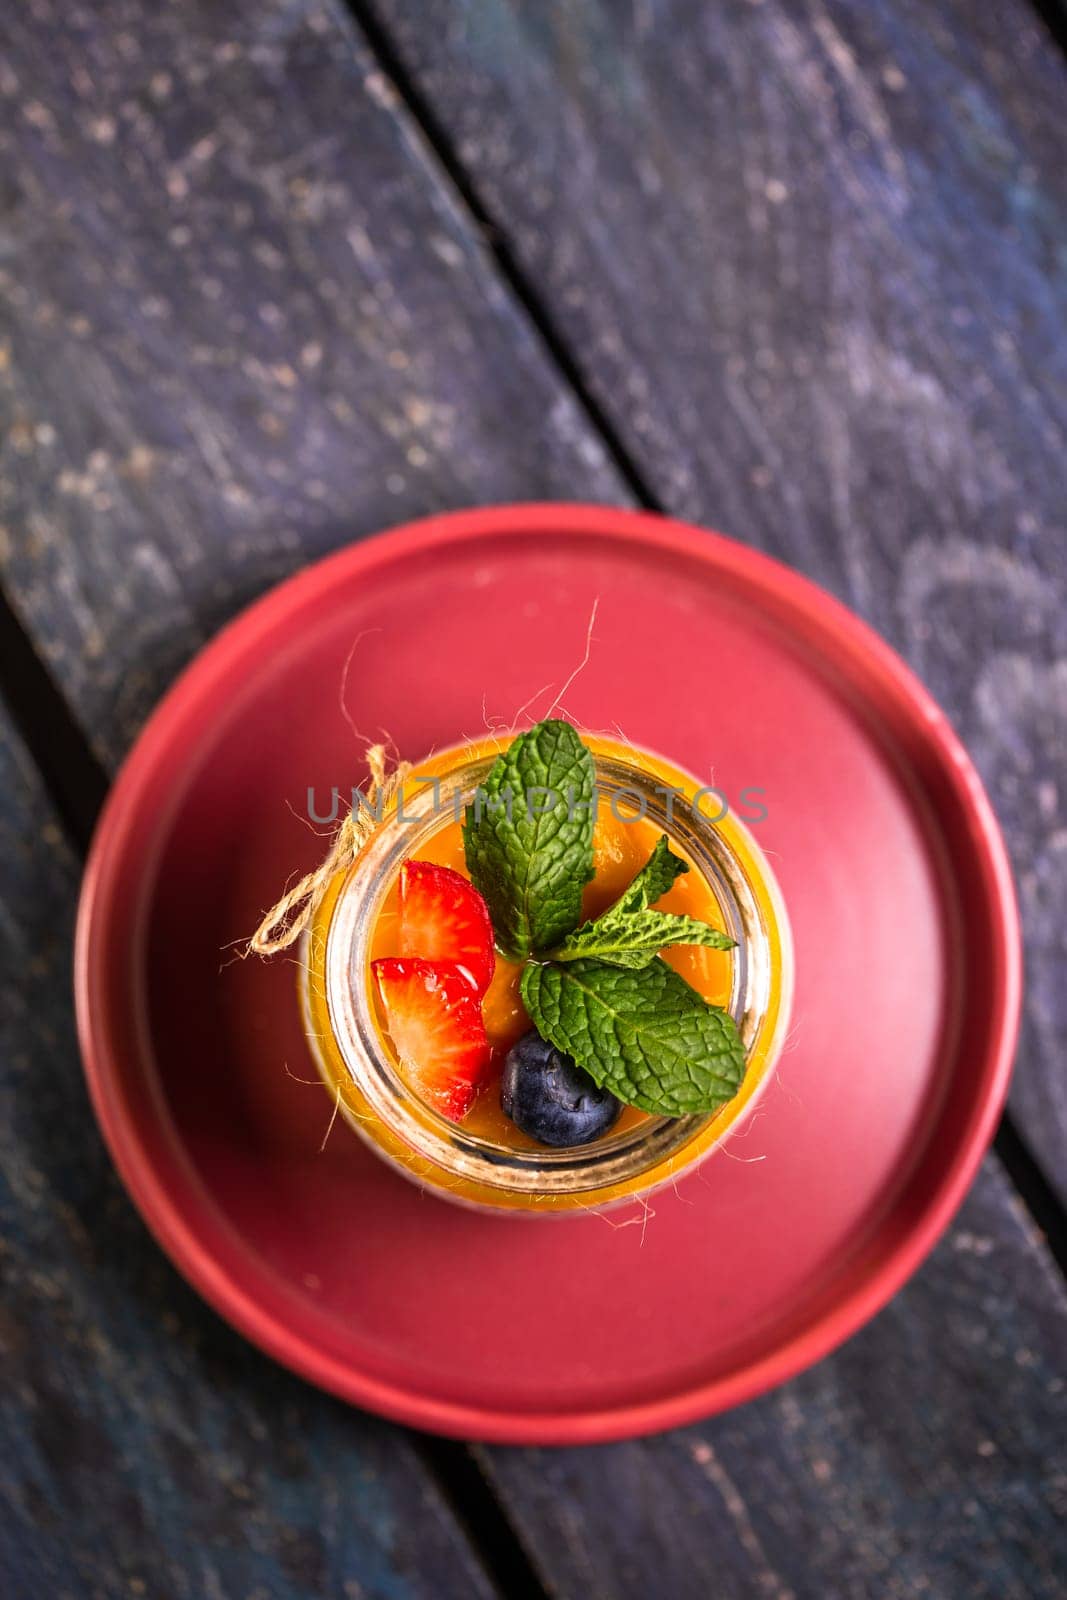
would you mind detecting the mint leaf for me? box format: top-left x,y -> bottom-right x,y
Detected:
549,834 -> 735,967
463,719 -> 595,959
616,834 -> 689,913
521,958 -> 745,1117
550,909 -> 735,968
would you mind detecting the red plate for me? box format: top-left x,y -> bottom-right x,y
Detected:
75,505 -> 1020,1444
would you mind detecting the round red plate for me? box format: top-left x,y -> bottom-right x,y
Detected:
75,505 -> 1021,1444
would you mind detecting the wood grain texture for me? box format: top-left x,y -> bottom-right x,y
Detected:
480,1157 -> 1067,1600
0,0 -> 621,769
357,0 -> 1067,1207
0,707 -> 498,1600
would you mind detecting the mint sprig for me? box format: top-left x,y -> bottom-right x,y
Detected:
521,958 -> 745,1117
466,728 -> 746,1118
463,719 -> 595,959
550,833 -> 735,969
615,834 -> 689,913
550,908 -> 735,969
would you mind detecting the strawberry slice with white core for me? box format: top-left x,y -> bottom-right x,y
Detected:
398,859 -> 496,994
372,957 -> 491,1122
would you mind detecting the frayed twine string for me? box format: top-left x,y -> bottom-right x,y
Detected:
248,743 -> 411,956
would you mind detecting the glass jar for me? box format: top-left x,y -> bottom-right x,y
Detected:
300,734 -> 794,1214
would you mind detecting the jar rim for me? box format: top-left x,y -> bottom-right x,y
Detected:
315,735 -> 793,1206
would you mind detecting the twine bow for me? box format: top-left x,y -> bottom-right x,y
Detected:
249,743 -> 411,955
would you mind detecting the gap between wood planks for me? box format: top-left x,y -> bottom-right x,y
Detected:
345,0 -> 656,513
343,0 -> 1067,517
1029,0 -> 1067,56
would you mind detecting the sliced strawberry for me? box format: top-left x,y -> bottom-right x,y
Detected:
397,859 -> 496,994
372,957 -> 491,1122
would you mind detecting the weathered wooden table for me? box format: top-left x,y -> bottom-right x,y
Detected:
1,2 -> 1065,1596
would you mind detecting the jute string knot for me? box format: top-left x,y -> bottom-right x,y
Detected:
249,743 -> 411,956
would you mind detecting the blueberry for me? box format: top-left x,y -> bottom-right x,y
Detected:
501,1030 -> 621,1148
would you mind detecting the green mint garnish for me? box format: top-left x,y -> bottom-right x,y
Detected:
521,958 -> 745,1117
463,718 -> 595,959
615,834 -> 689,913
550,909 -> 735,969
466,730 -> 746,1118
550,834 -> 735,969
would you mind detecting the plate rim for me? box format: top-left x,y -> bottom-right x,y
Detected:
74,503 -> 1022,1444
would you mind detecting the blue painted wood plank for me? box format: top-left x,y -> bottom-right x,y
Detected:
0,713 -> 497,1598
480,1159 -> 1067,1599
0,0 -> 622,768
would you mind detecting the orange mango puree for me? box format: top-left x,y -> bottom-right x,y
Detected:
301,733 -> 788,1211
367,802 -> 732,1148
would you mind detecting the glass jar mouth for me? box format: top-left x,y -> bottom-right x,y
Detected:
319,740 -> 792,1202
